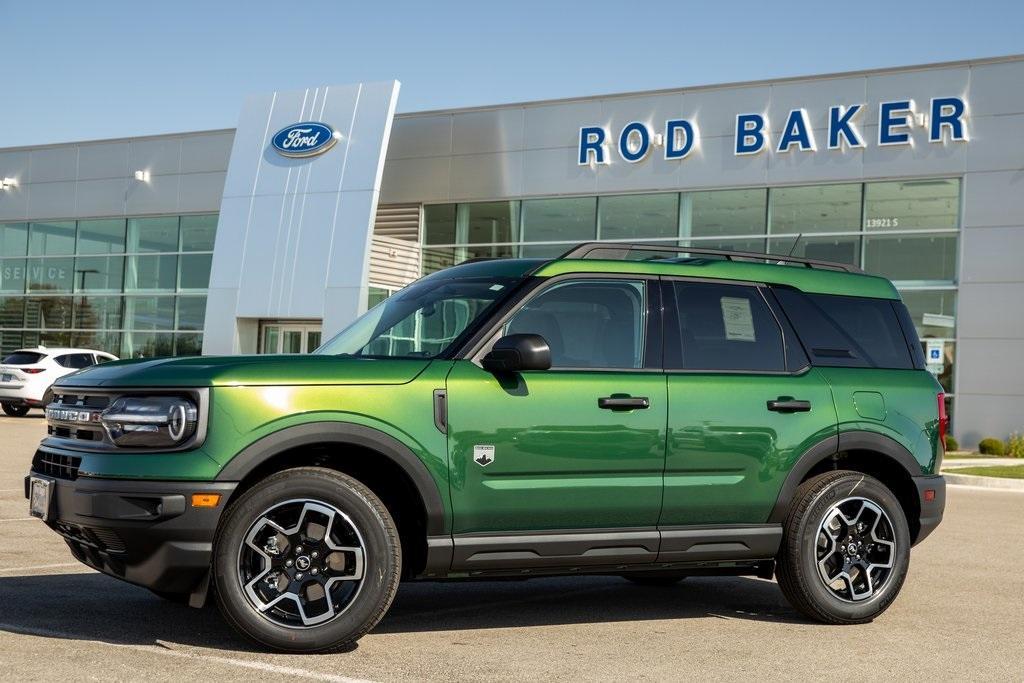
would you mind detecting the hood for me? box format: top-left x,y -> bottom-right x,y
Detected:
54,355 -> 433,388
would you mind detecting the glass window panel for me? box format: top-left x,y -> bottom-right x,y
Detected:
261,325 -> 280,354
682,237 -> 768,255
306,330 -> 322,351
769,184 -> 862,234
27,257 -> 75,292
899,290 -> 957,339
123,296 -> 176,330
599,193 -> 679,240
368,287 -> 392,308
863,234 -> 957,282
174,333 -> 203,356
458,201 -> 519,244
74,256 -> 124,292
282,329 -> 303,353
121,331 -> 174,358
74,296 -> 123,330
864,179 -> 960,231
423,205 -> 456,245
521,197 -> 596,244
0,223 -> 29,257
519,242 -> 578,258
1,259 -> 27,293
689,189 -> 767,237
767,235 -> 861,267
24,297 -> 73,330
28,221 -> 76,256
127,216 -> 179,253
175,296 -> 207,331
180,214 -> 218,251
0,330 -> 25,355
76,219 -> 126,254
71,330 -> 121,357
0,297 -> 25,329
125,254 -> 178,290
505,279 -> 648,369
421,244 -> 517,274
178,253 -> 212,290
37,331 -> 72,348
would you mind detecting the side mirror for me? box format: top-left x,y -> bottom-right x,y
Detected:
481,334 -> 551,373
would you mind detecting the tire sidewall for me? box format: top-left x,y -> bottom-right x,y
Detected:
213,469 -> 400,652
795,474 -> 911,621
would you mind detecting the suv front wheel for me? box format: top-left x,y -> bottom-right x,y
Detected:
776,470 -> 910,624
213,467 -> 401,652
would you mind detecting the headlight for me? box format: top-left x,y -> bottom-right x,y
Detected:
101,396 -> 199,448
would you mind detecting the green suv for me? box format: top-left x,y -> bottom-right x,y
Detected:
26,243 -> 946,652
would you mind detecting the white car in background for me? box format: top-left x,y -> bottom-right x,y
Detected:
0,347 -> 119,417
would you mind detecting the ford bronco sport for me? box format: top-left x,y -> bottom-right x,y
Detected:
26,243 -> 946,652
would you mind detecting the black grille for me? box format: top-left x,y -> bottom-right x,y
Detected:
51,392 -> 111,409
55,522 -> 126,554
32,450 -> 82,480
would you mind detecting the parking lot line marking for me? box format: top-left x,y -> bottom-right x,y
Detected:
0,517 -> 35,523
0,563 -> 84,574
0,622 -> 376,683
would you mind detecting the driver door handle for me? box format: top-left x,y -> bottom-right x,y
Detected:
598,396 -> 650,411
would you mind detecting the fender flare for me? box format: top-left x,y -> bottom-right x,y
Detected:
767,430 -> 923,524
215,422 -> 447,536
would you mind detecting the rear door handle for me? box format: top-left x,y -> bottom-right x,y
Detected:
598,396 -> 650,411
767,397 -> 812,413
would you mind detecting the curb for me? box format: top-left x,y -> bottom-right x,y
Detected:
944,473 -> 1024,491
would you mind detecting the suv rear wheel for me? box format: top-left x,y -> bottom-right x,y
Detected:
213,467 -> 401,652
776,470 -> 910,624
2,402 -> 30,417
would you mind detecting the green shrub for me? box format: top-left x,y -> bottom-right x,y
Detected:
978,438 -> 1006,456
944,435 -> 959,452
1007,432 -> 1024,458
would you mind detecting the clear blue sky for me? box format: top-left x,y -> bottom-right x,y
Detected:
1,0 -> 1021,147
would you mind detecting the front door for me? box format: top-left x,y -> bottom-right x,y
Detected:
445,277 -> 667,535
260,322 -> 323,354
660,279 -> 838,526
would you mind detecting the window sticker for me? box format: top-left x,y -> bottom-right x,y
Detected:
720,297 -> 756,342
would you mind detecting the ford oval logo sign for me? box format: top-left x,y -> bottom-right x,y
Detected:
271,121 -> 339,158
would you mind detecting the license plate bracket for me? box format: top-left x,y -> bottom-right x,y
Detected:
29,476 -> 54,521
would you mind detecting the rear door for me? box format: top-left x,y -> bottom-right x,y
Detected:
660,279 -> 838,528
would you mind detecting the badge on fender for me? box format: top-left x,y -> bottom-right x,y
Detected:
473,445 -> 495,467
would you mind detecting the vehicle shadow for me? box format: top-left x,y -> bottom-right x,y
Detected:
0,571 -> 802,652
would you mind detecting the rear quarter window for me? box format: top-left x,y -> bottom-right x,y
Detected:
773,288 -> 914,369
2,352 -> 46,365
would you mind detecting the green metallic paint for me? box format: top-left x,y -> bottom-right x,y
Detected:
534,259 -> 901,299
817,367 -> 944,474
662,368 -> 839,525
444,360 -> 667,534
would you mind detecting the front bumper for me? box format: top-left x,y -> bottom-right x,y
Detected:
25,473 -> 236,595
912,474 -> 946,545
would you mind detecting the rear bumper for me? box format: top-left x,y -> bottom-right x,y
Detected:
912,474 -> 946,545
25,473 -> 236,595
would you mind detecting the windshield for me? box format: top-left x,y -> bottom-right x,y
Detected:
315,276 -> 521,359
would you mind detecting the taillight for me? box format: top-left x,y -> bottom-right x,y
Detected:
937,392 -> 948,451
22,367 -> 45,374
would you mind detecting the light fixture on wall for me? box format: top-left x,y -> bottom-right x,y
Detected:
0,177 -> 18,190
133,170 -> 151,182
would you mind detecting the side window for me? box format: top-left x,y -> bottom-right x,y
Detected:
773,288 -> 913,369
666,281 -> 786,372
504,279 -> 648,369
56,353 -> 95,369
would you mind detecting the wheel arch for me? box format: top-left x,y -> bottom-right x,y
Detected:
769,431 -> 925,542
215,422 -> 449,576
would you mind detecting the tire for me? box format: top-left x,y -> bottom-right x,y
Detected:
212,467 -> 401,653
776,470 -> 910,624
622,572 -> 688,587
1,402 -> 30,417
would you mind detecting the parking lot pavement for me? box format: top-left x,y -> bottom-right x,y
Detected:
1,413 -> 1022,682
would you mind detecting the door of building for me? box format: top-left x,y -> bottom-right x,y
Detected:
259,322 -> 323,354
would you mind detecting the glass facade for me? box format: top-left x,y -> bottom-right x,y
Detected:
0,214 -> 216,358
422,178 -> 961,420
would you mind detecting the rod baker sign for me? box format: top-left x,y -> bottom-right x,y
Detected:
577,97 -> 967,165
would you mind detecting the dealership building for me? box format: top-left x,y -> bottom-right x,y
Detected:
1,54 -> 1023,444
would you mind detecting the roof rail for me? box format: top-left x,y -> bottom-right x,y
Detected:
557,242 -> 863,274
